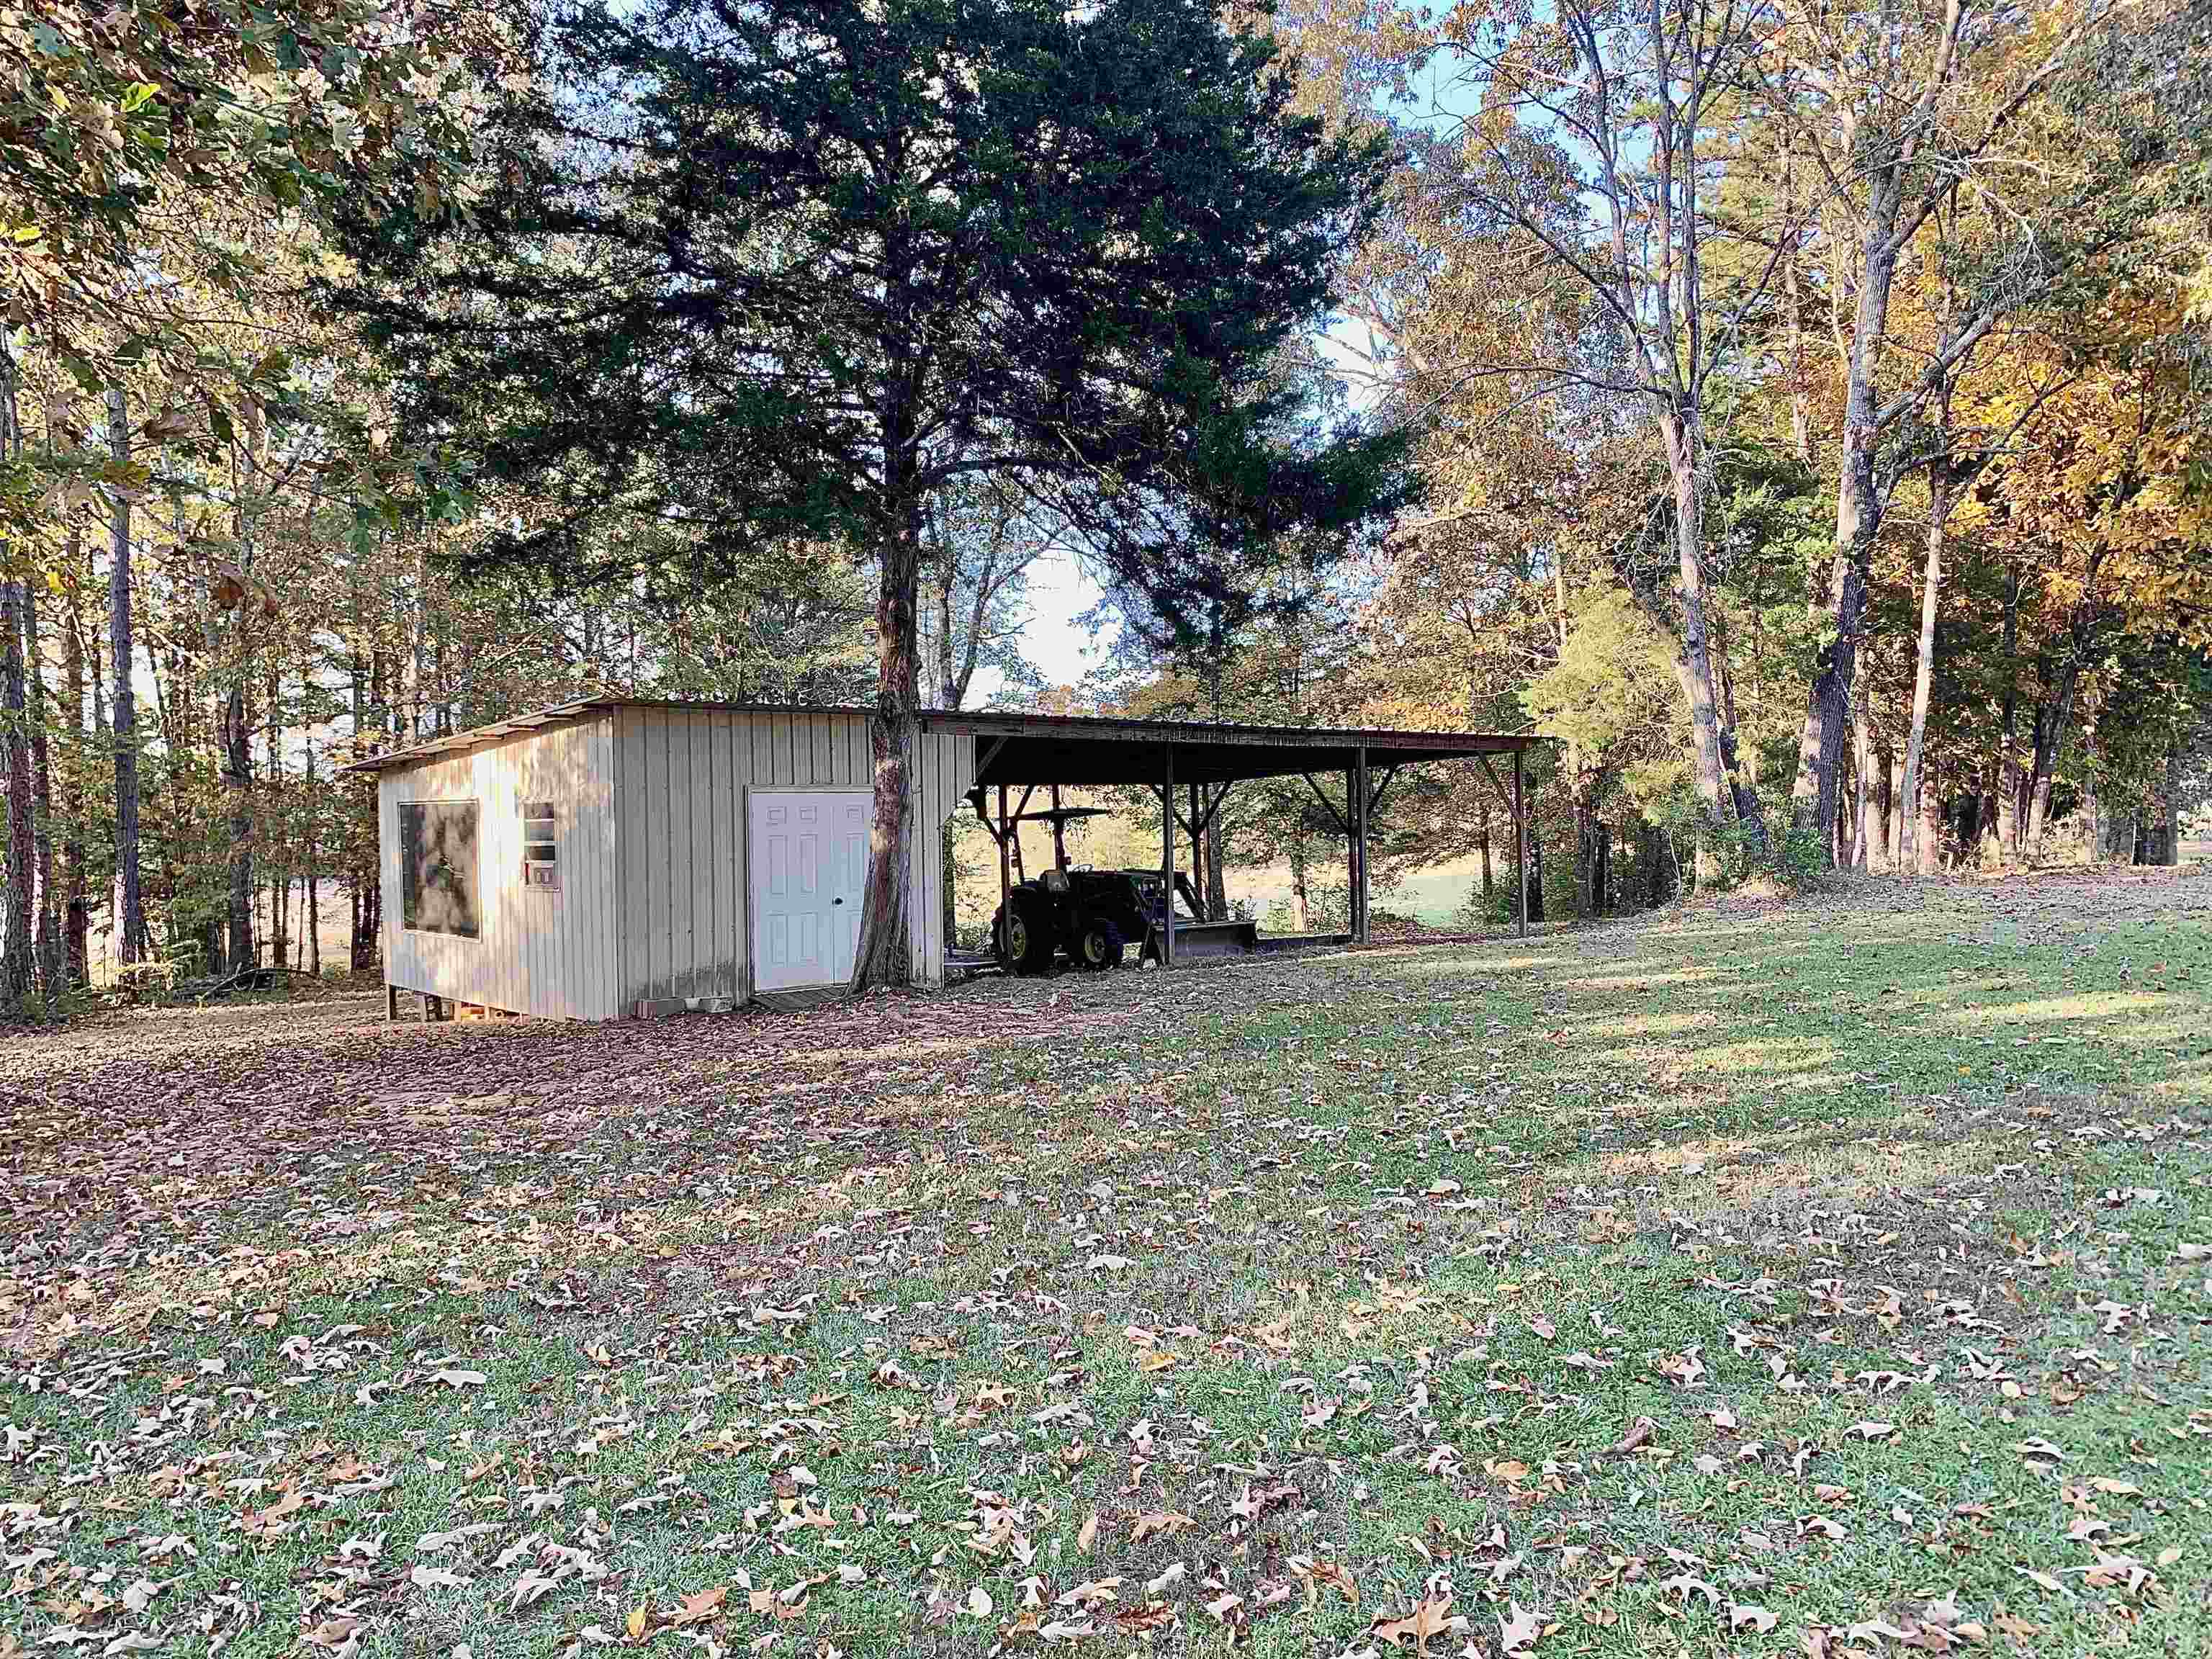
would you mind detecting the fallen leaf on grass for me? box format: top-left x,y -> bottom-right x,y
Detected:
1844,1421 -> 1897,1442
1730,1603 -> 1777,1633
1077,1512 -> 1098,1554
1372,1590 -> 1465,1651
966,1588 -> 994,1618
671,1586 -> 725,1626
1609,1416 -> 1657,1455
1499,1599 -> 1543,1654
1130,1510 -> 1195,1543
431,1367 -> 487,1388
1291,1556 -> 1359,1607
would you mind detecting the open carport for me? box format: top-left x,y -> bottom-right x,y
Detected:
922,710 -> 1544,967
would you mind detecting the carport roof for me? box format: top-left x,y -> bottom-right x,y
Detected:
341,697 -> 1541,783
925,709 -> 1537,787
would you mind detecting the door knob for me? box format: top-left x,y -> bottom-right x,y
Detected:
833,897 -> 845,905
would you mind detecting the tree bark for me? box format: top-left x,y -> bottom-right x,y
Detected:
1897,464 -> 1949,873
2159,742 -> 2180,866
2024,665 -> 2080,848
24,574 -> 58,1004
61,532 -> 89,986
1662,408 -> 1758,869
1791,153 -> 1919,850
851,487 -> 921,990
108,385 -> 145,968
1526,811 -> 1545,921
1,578 -> 31,1002
1987,561 -> 2021,857
1851,688 -> 1873,869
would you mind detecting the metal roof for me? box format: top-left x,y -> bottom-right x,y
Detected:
341,697 -> 1542,781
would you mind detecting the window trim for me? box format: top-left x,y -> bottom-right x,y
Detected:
521,800 -> 560,894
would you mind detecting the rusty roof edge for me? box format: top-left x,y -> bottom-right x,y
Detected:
342,698 -> 1547,775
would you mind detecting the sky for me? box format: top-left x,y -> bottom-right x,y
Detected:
972,549 -> 1107,701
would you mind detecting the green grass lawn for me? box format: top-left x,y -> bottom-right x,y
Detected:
4,868 -> 2208,1658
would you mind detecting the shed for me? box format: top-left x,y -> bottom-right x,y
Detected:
348,698 -> 1539,1020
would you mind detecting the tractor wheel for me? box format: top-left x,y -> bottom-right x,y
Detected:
996,900 -> 1056,975
1074,917 -> 1125,971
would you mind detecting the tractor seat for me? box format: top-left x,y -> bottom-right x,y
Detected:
1040,868 -> 1070,893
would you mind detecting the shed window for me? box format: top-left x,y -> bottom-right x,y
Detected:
521,801 -> 559,891
400,801 -> 481,937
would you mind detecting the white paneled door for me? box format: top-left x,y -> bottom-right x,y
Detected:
750,789 -> 871,991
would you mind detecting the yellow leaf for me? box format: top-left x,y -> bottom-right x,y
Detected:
626,1603 -> 648,1642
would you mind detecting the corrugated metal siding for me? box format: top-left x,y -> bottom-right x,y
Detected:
380,714 -> 618,1019
611,706 -> 974,1009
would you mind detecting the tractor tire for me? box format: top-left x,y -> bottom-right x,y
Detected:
1074,917 -> 1125,971
995,899 -> 1056,975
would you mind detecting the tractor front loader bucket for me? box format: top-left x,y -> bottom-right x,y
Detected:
1162,919 -> 1260,960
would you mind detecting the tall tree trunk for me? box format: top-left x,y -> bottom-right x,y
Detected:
1573,790 -> 1599,917
222,683 -> 253,972
2025,665 -> 2080,848
1851,690 -> 1873,869
1,578 -> 31,1002
25,575 -> 58,1004
107,385 -> 145,968
1996,574 -> 2025,854
305,737 -> 322,974
852,461 -> 921,990
1897,463 -> 1950,873
2161,742 -> 2182,866
61,533 -> 90,986
1714,642 -> 1762,837
0,338 -> 25,1000
1919,774 -> 1943,873
1478,799 -> 1493,901
1794,175 -> 1915,850
1526,813 -> 1545,920
1662,408 -> 1758,868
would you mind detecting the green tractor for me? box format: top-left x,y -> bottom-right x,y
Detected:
991,806 -> 1163,974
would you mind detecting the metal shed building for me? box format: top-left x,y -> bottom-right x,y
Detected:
349,698 -> 1538,1020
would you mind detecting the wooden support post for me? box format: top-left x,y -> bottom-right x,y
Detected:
1353,745 -> 1370,945
385,981 -> 398,1022
997,783 -> 1011,954
1161,745 -> 1175,967
1513,745 -> 1527,939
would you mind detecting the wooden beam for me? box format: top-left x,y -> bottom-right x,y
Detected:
1353,746 -> 1370,945
1476,753 -> 1509,803
1366,763 -> 1403,819
974,734 -> 1009,781
1161,744 -> 1175,967
1514,744 -> 1527,940
997,783 -> 1011,956
1298,773 -> 1349,833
